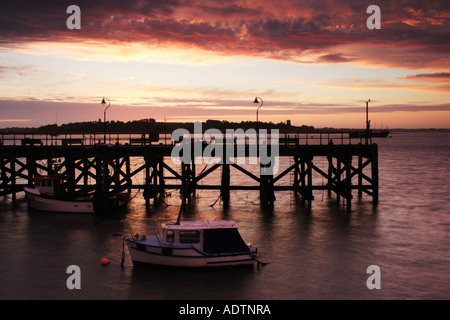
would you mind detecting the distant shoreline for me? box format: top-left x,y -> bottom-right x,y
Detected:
0,119 -> 449,134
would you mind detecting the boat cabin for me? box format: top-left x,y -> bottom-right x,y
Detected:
160,220 -> 251,254
31,175 -> 66,197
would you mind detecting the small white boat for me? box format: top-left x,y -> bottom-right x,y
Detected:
24,175 -> 129,214
121,219 -> 259,267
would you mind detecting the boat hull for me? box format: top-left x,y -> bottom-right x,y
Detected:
24,187 -> 95,213
24,188 -> 129,214
126,238 -> 257,268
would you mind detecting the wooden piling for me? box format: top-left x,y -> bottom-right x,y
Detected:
10,157 -> 16,204
221,163 -> 230,208
371,149 -> 379,205
144,156 -> 151,207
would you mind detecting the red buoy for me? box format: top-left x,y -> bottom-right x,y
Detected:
101,258 -> 109,265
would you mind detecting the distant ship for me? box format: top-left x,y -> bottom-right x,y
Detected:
348,130 -> 390,139
349,99 -> 390,139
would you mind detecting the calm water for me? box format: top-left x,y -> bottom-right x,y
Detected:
0,132 -> 449,300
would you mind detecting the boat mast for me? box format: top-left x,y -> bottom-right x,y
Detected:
122,220 -> 135,237
176,189 -> 186,224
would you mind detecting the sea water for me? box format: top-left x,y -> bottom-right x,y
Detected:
0,132 -> 449,300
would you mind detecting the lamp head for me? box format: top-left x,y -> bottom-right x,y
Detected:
101,98 -> 106,105
253,97 -> 259,104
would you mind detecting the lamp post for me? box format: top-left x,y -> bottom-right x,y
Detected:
101,97 -> 110,143
365,99 -> 370,145
253,97 -> 263,146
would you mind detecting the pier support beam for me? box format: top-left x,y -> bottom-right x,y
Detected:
143,156 -> 166,207
26,155 -> 36,187
371,150 -> 379,205
344,156 -> 353,211
10,158 -> 16,204
260,163 -> 275,206
358,156 -> 363,199
294,154 -> 314,208
332,155 -> 353,209
221,163 -> 230,208
144,157 -> 151,207
327,155 -> 334,197
181,163 -> 196,204
65,156 -> 75,196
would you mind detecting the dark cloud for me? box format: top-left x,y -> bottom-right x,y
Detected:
0,1 -> 449,68
401,72 -> 450,80
318,53 -> 356,63
196,3 -> 261,17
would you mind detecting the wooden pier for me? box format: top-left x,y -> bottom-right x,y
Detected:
0,131 -> 379,210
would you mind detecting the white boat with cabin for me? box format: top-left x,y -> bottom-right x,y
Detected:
24,175 -> 129,213
122,219 -> 259,267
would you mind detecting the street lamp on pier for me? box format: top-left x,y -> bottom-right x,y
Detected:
253,97 -> 263,145
365,99 -> 371,145
101,97 -> 110,143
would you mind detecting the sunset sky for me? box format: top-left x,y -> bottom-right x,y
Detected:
0,0 -> 449,129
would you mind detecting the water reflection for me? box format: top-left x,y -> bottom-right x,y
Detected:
127,263 -> 259,300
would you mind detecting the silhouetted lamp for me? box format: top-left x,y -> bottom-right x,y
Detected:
253,97 -> 263,145
365,98 -> 371,145
101,97 -> 110,143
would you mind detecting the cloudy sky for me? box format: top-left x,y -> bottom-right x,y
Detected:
0,0 -> 449,128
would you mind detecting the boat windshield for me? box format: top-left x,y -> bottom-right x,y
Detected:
179,230 -> 200,243
203,228 -> 249,254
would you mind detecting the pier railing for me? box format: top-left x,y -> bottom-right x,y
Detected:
0,131 -> 368,147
